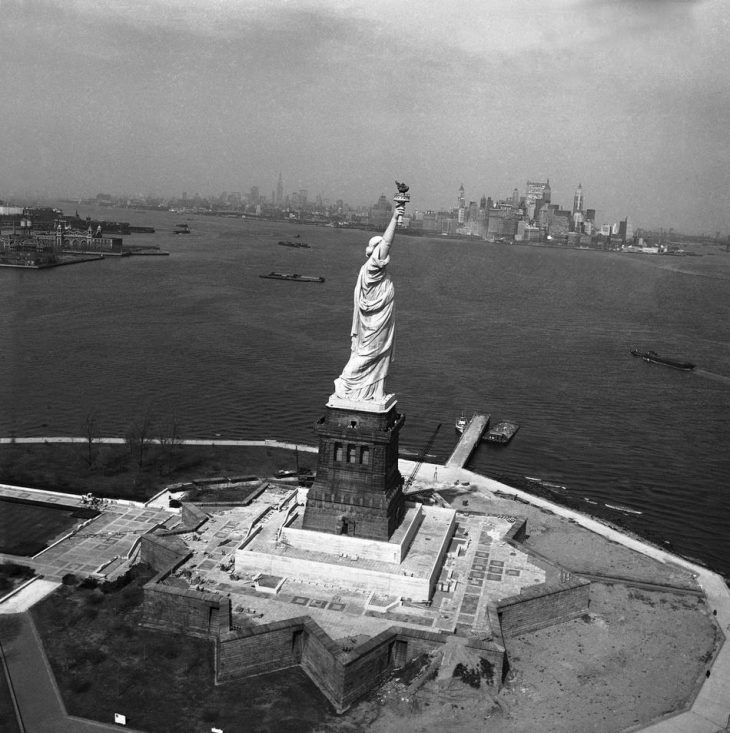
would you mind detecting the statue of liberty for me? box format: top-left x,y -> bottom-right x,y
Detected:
334,184 -> 408,402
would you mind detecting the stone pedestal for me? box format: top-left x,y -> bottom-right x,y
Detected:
301,394 -> 405,541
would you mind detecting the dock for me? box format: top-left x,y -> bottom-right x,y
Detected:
445,414 -> 490,468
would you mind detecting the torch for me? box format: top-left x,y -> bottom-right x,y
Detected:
394,181 -> 410,225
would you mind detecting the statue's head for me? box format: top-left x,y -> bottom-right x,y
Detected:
366,236 -> 382,257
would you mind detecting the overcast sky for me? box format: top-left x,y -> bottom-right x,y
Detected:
2,0 -> 728,233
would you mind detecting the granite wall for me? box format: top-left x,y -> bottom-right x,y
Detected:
497,579 -> 591,636
216,617 -> 504,712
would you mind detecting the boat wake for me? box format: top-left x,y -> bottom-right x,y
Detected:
605,503 -> 643,516
525,476 -> 567,492
693,368 -> 730,387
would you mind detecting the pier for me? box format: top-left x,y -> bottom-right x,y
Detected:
445,413 -> 490,468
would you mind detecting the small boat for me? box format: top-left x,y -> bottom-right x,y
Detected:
604,502 -> 643,515
274,469 -> 298,479
455,411 -> 467,434
277,240 -> 310,248
485,421 -> 519,444
630,348 -> 695,371
259,272 -> 324,283
399,449 -> 437,459
174,223 -> 190,234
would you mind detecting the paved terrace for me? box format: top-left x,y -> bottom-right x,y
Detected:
170,493 -> 548,644
0,483 -> 176,581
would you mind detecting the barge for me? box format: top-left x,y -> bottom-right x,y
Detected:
260,272 -> 324,283
486,421 -> 519,444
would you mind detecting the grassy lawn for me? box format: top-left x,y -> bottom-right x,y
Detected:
0,442 -> 313,502
31,566 -> 334,733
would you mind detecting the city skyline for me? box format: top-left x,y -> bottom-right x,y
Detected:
1,0 -> 728,235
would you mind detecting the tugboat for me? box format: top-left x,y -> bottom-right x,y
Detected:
630,348 -> 695,371
174,223 -> 190,234
259,272 -> 324,283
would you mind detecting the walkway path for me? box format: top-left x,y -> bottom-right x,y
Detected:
0,580 -> 59,614
0,436 -> 318,451
445,414 -> 489,468
0,613 -> 145,732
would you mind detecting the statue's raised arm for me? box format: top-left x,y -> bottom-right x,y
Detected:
332,183 -> 409,404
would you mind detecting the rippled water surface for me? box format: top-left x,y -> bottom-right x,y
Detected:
2,206 -> 729,577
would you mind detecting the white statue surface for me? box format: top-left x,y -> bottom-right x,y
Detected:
333,194 -> 407,403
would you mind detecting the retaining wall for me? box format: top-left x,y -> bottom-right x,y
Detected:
142,583 -> 231,638
216,617 -> 504,712
497,580 -> 591,636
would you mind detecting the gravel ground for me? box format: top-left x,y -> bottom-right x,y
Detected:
334,583 -> 719,733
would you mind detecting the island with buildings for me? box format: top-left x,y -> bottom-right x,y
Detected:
0,186 -> 727,733
46,175 -> 725,255
0,204 -> 164,268
3,172 -> 724,272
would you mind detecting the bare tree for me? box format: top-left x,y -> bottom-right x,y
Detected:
157,414 -> 181,453
81,412 -> 100,468
157,414 -> 182,475
125,413 -> 154,469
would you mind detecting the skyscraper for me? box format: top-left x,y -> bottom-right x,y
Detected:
572,183 -> 584,215
276,173 -> 283,206
525,179 -> 550,219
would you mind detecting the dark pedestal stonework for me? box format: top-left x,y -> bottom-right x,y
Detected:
301,402 -> 405,541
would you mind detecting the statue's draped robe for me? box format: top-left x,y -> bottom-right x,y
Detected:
334,247 -> 394,401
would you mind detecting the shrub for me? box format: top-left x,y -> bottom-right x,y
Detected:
62,573 -> 79,586
201,707 -> 219,722
479,658 -> 495,686
2,562 -> 32,578
69,675 -> 92,693
453,662 -> 481,688
85,589 -> 105,605
84,647 -> 107,665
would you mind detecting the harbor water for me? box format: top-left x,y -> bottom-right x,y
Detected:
1,206 -> 729,578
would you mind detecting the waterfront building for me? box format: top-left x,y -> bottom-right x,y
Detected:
535,202 -> 572,239
515,220 -> 541,241
369,194 -> 393,230
0,205 -> 24,216
624,216 -> 633,240
486,206 -> 518,240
